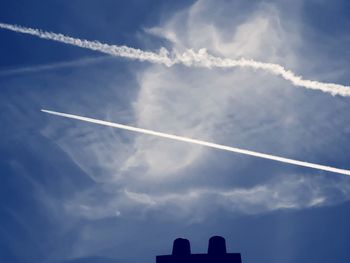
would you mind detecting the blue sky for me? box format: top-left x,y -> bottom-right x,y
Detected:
1,0 -> 350,262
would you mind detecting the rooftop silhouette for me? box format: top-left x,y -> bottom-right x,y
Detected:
156,236 -> 242,263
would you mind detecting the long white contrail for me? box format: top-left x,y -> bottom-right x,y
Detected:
1,22 -> 350,97
41,109 -> 350,176
0,22 -> 171,65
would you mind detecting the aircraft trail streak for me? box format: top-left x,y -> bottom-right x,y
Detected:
1,22 -> 350,96
41,109 -> 350,176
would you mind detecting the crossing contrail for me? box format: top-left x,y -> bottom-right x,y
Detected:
1,22 -> 350,97
41,109 -> 350,176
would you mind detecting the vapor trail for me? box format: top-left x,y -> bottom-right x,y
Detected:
0,56 -> 108,76
41,109 -> 350,176
1,22 -> 350,96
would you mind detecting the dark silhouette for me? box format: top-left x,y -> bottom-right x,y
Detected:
156,236 -> 242,263
172,238 -> 191,256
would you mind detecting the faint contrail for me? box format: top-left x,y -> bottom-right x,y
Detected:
1,22 -> 350,97
41,109 -> 350,176
0,56 -> 108,76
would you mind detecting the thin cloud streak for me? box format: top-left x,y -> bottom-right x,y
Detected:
41,109 -> 350,176
0,56 -> 109,76
1,22 -> 350,96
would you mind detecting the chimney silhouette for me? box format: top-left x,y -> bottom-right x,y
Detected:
172,238 -> 191,256
208,236 -> 227,255
156,236 -> 242,263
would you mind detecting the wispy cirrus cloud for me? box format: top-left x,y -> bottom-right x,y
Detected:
36,0 -> 350,225
21,2 -> 350,261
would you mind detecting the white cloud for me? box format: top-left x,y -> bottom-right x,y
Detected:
125,0 -> 299,176
63,174 -> 350,222
42,0 -> 350,220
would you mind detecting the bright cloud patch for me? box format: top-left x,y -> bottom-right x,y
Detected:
41,0 -> 350,220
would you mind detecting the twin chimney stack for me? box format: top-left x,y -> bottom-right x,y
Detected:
156,236 -> 242,263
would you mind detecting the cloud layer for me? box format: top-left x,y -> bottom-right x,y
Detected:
38,0 -> 350,223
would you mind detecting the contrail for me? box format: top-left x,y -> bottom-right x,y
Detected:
41,109 -> 350,176
1,22 -> 350,97
0,56 -> 109,76
0,22 -> 170,65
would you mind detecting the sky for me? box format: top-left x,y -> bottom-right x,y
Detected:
1,0 -> 350,262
